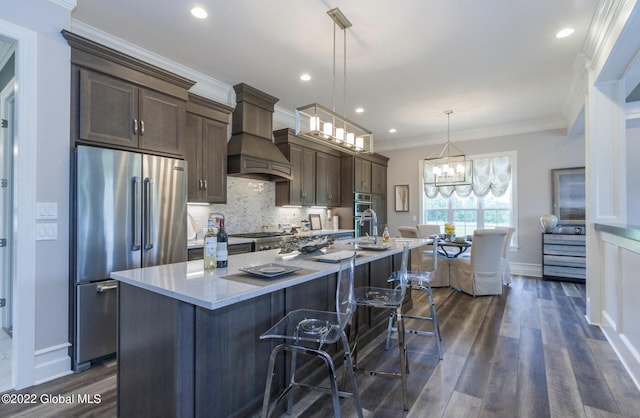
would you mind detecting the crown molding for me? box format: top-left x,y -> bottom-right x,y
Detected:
69,19 -> 234,107
374,116 -> 567,152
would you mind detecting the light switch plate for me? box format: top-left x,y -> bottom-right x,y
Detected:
36,223 -> 57,240
36,202 -> 58,220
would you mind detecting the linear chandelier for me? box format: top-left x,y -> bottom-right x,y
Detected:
423,110 -> 472,187
295,7 -> 373,154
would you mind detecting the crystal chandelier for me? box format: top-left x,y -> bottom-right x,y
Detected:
295,8 -> 373,154
424,110 -> 472,187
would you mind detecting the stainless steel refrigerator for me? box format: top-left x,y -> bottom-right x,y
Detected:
72,145 -> 187,370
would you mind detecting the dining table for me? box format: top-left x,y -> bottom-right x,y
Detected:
437,239 -> 472,258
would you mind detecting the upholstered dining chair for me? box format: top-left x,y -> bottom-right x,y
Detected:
494,226 -> 516,285
398,226 -> 419,238
449,229 -> 507,296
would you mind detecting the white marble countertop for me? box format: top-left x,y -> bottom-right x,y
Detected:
111,237 -> 429,311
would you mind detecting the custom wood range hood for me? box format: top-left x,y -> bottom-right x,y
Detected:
227,83 -> 293,181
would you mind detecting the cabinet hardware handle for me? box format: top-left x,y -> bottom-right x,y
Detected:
140,120 -> 145,136
203,180 -> 207,190
133,119 -> 138,135
97,283 -> 118,293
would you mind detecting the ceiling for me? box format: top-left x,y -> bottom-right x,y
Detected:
70,0 -> 598,151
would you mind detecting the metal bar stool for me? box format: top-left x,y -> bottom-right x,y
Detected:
259,253 -> 363,418
385,238 -> 443,359
352,244 -> 411,411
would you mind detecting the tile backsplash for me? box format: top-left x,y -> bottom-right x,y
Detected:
188,177 -> 341,237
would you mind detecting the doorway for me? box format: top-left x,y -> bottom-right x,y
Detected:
0,40 -> 15,392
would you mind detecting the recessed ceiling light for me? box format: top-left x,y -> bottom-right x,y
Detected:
389,128 -> 397,133
555,28 -> 574,38
300,74 -> 311,81
191,7 -> 208,19
355,107 -> 364,113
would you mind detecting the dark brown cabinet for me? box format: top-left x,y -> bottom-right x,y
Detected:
371,162 -> 387,195
78,69 -> 186,156
276,143 -> 316,206
316,151 -> 341,206
65,31 -> 194,157
185,94 -> 233,203
354,157 -> 372,193
274,128 -> 342,207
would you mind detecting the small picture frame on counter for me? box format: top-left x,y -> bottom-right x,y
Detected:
309,214 -> 322,230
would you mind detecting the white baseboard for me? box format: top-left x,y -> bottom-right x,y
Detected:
601,323 -> 640,392
34,343 -> 72,385
511,262 -> 541,278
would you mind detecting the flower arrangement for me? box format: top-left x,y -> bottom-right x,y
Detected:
444,223 -> 455,234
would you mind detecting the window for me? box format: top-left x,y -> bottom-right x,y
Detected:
420,151 -> 517,248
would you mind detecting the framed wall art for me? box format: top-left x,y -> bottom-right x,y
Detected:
394,185 -> 409,212
309,213 -> 322,230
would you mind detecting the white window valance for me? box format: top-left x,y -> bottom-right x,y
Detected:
423,155 -> 511,198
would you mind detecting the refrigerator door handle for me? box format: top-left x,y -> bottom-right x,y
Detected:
132,176 -> 142,251
143,177 -> 154,250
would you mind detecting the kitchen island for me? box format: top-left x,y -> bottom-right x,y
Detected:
111,238 -> 429,417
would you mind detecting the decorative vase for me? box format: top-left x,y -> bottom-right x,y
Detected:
540,214 -> 558,233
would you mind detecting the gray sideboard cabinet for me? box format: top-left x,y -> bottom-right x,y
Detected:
542,233 -> 586,282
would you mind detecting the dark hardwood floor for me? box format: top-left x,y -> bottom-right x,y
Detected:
2,276 -> 639,417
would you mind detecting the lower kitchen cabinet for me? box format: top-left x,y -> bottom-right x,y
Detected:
542,233 -> 586,282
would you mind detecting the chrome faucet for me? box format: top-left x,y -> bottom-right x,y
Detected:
358,208 -> 378,243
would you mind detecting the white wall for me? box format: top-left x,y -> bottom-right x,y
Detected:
3,0 -> 73,387
383,129 -> 585,268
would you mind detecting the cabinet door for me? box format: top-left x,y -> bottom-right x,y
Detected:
139,88 -> 186,156
301,147 -> 316,206
79,69 -> 138,148
354,158 -> 371,193
316,152 -> 329,206
326,154 -> 341,206
287,144 -> 304,206
185,113 -> 203,202
201,118 -> 227,203
371,162 -> 387,195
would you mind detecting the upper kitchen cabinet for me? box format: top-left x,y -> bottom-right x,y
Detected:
316,152 -> 341,207
354,158 -> 372,194
273,128 -> 342,207
371,162 -> 387,195
64,31 -> 194,157
185,94 -> 234,203
342,155 -> 389,196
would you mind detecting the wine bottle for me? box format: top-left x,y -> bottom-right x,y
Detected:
203,219 -> 217,270
216,218 -> 228,268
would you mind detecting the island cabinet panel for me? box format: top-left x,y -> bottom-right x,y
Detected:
368,256 -> 393,327
118,283 -> 195,418
194,292 -> 277,418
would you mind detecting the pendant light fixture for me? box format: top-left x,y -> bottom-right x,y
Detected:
423,110 -> 472,187
295,7 -> 373,154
